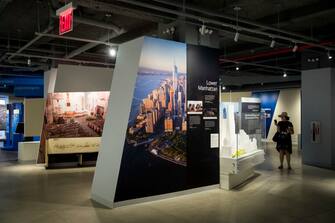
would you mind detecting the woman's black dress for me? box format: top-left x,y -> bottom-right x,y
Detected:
276,121 -> 293,154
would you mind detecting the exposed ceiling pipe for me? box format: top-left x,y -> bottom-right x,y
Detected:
274,8 -> 335,29
82,0 -> 335,50
35,32 -> 118,46
50,11 -> 124,34
0,45 -> 63,55
1,0 -> 56,63
219,32 -> 287,47
220,58 -> 301,73
0,26 -> 54,63
6,53 -> 114,67
59,0 -> 166,23
225,39 -> 335,62
222,55 -> 299,70
0,0 -> 12,14
149,0 -> 318,42
0,64 -> 39,71
74,17 -> 124,34
9,59 -> 47,66
70,0 -> 335,51
64,30 -> 125,59
72,0 -> 282,48
110,0 -> 335,50
49,11 -> 127,58
225,81 -> 301,92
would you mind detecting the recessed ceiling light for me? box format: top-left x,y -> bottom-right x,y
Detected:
283,71 -> 287,77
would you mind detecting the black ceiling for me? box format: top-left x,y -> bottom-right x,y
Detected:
0,0 -> 334,88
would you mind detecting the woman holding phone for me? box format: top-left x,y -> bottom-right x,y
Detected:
274,112 -> 294,170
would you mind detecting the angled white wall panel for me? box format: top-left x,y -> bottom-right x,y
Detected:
44,68 -> 57,96
24,98 -> 45,137
55,64 -> 113,92
91,37 -> 144,208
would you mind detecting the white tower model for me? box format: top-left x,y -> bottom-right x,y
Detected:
220,102 -> 258,158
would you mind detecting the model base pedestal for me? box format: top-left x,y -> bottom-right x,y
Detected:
18,141 -> 40,162
220,168 -> 255,190
219,150 -> 265,190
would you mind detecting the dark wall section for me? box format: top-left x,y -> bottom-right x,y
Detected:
186,45 -> 220,188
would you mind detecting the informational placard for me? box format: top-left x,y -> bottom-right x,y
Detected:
310,121 -> 320,143
210,133 -> 219,148
241,97 -> 261,135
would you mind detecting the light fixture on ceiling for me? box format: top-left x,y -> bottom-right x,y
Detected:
292,43 -> 298,52
222,86 -> 226,90
109,48 -> 117,57
198,22 -> 213,36
270,39 -> 276,48
236,65 -> 240,71
27,58 -> 31,66
327,51 -> 333,60
163,26 -> 175,35
283,71 -> 287,78
234,32 -> 240,42
233,6 -> 241,43
199,23 -> 206,35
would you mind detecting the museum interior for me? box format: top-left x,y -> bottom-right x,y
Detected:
0,0 -> 335,222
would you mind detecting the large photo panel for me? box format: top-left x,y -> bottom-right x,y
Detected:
38,91 -> 110,163
115,37 -> 187,202
114,37 -> 220,203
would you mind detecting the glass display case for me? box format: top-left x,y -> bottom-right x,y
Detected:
220,95 -> 265,188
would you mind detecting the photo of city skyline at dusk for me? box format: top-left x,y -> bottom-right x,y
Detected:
126,38 -> 187,167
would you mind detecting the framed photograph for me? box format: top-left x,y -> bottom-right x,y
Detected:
187,100 -> 203,114
310,121 -> 320,143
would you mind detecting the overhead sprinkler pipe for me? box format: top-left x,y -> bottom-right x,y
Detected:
223,39 -> 335,62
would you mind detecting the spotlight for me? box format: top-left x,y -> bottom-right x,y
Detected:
234,31 -> 239,42
292,43 -> 298,52
222,86 -> 226,90
199,24 -> 206,35
27,58 -> 31,66
283,71 -> 287,78
236,65 -> 240,71
328,51 -> 333,60
109,48 -> 117,57
270,39 -> 276,48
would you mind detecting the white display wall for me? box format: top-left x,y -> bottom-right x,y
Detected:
221,88 -> 301,145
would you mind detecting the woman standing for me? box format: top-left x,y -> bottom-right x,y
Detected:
274,112 -> 294,170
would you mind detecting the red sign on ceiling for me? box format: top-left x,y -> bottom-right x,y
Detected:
57,3 -> 74,35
